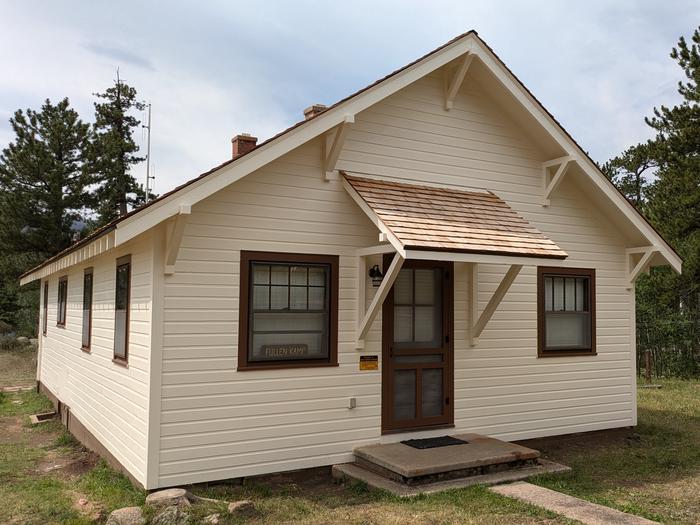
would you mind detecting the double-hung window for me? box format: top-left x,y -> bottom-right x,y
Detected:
57,276 -> 68,327
537,267 -> 596,356
82,268 -> 93,351
238,251 -> 339,370
113,256 -> 131,363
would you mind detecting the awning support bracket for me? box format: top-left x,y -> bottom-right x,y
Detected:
470,264 -> 522,346
542,155 -> 574,206
165,204 -> 191,275
626,246 -> 657,289
445,53 -> 474,110
356,251 -> 404,349
324,115 -> 354,181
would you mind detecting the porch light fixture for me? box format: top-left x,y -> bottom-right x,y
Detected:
369,264 -> 384,287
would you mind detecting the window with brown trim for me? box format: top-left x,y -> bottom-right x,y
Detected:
238,251 -> 339,370
57,276 -> 68,327
82,268 -> 93,351
42,281 -> 48,336
113,256 -> 131,363
537,267 -> 596,356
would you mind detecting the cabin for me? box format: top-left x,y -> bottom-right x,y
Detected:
20,31 -> 681,491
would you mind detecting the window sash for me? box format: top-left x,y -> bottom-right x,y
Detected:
538,267 -> 595,356
42,281 -> 48,336
82,269 -> 93,349
248,261 -> 331,363
114,257 -> 131,361
57,277 -> 68,327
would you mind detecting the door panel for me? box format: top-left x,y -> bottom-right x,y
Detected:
382,259 -> 453,433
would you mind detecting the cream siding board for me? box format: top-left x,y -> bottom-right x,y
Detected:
157,70 -> 634,486
39,234 -> 154,485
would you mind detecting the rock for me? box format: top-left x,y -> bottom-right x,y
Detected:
203,513 -> 221,524
16,336 -> 29,344
78,498 -> 88,506
105,506 -> 145,525
228,499 -> 255,516
145,488 -> 190,509
29,338 -> 38,346
151,505 -> 190,525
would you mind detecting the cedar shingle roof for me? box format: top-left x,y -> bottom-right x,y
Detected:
344,174 -> 567,259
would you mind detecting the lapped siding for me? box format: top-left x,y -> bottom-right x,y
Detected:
39,235 -> 154,484
158,69 -> 633,486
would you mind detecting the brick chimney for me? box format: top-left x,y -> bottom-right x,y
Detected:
231,133 -> 257,158
303,104 -> 327,120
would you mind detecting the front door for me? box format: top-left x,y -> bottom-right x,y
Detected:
382,258 -> 453,433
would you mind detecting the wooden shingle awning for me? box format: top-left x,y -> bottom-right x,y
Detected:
343,173 -> 567,262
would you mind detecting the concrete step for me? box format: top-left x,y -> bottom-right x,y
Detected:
333,459 -> 571,497
353,433 -> 541,486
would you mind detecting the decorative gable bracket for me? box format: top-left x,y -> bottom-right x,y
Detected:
626,246 -> 659,290
323,114 -> 355,181
445,53 -> 475,110
542,155 -> 577,206
164,204 -> 191,275
468,263 -> 522,346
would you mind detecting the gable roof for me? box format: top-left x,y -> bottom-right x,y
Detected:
343,174 -> 567,259
20,30 -> 681,284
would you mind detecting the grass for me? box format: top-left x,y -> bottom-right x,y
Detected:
0,339 -> 38,387
1,339 -> 699,524
530,379 -> 700,524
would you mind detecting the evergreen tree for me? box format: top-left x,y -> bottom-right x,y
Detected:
89,72 -> 146,223
601,142 -> 656,208
0,98 -> 91,332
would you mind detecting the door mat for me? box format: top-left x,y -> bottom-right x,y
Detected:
401,436 -> 468,449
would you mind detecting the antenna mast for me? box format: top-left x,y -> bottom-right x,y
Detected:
143,103 -> 154,201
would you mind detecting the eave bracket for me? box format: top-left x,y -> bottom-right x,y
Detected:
626,246 -> 658,289
542,155 -> 575,206
164,205 -> 191,275
324,115 -> 354,181
445,53 -> 474,110
469,264 -> 522,346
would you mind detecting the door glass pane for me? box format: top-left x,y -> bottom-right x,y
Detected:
393,369 -> 416,420
394,269 -> 413,305
414,269 -> 435,304
394,306 -> 413,342
422,368 -> 443,418
414,306 -> 437,343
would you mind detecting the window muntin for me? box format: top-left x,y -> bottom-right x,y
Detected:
42,281 -> 48,336
57,276 -> 68,327
82,268 -> 93,350
239,252 -> 338,369
538,267 -> 595,356
113,256 -> 131,362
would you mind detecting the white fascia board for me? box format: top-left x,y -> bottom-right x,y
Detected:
114,36 -> 479,247
472,41 -> 682,274
406,250 -> 567,267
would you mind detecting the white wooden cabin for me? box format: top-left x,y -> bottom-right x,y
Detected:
20,31 -> 681,490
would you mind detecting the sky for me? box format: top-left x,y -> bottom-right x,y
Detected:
1,1 -> 698,195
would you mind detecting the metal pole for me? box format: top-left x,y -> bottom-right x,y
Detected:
144,103 -> 152,201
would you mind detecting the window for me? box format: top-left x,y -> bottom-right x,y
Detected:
42,281 -> 48,336
113,256 -> 131,363
392,267 -> 443,348
238,251 -> 339,370
82,268 -> 93,351
538,267 -> 596,356
57,276 -> 68,327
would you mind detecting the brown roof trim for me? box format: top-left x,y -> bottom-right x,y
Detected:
21,28 -> 679,279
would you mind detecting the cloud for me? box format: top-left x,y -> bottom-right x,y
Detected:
83,43 -> 156,71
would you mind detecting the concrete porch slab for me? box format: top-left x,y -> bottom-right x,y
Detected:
491,482 -> 660,525
354,433 -> 539,479
332,459 -> 570,497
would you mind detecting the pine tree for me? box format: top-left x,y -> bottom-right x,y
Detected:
0,98 -> 91,332
89,72 -> 146,223
601,142 -> 656,208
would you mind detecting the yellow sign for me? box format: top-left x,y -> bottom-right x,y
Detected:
359,355 -> 379,371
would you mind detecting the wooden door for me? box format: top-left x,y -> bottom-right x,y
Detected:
382,258 -> 453,433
